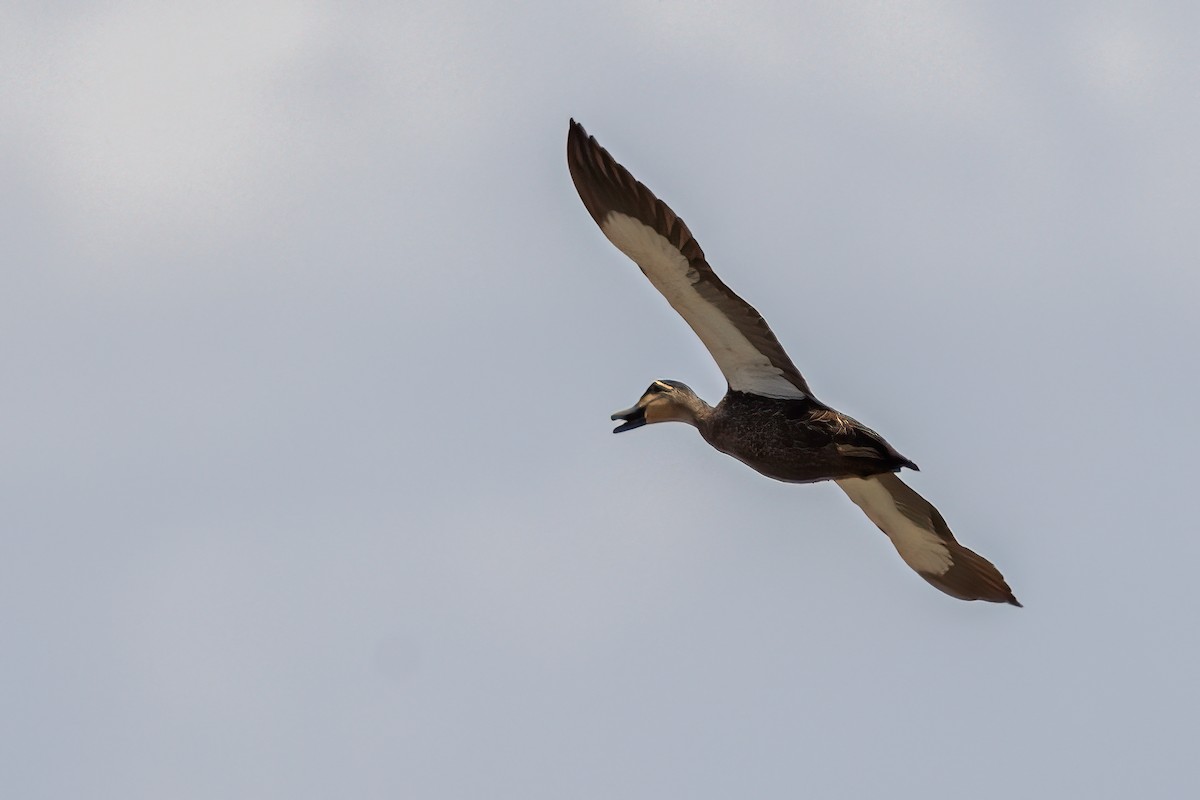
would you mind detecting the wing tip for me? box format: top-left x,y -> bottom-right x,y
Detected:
566,119 -> 616,228
921,541 -> 1022,607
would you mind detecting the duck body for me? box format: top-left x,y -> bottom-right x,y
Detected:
700,391 -> 919,484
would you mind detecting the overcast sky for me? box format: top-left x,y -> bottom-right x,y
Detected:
4,2 -> 1199,798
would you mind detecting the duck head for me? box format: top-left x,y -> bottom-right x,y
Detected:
611,379 -> 705,433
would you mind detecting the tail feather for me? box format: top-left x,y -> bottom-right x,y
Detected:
836,473 -> 1020,606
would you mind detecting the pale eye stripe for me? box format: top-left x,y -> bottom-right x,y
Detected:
600,211 -> 805,400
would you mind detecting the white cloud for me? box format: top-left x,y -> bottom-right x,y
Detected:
0,1 -> 509,261
3,2 -> 328,252
1067,10 -> 1172,109
618,0 -> 1009,126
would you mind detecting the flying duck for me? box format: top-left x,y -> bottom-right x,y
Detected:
567,119 -> 1019,606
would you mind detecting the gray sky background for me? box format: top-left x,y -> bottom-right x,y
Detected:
4,2 -> 1199,797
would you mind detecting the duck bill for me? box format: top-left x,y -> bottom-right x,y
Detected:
610,404 -> 647,433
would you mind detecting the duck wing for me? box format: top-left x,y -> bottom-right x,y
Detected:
567,120 -> 812,400
836,474 -> 1021,605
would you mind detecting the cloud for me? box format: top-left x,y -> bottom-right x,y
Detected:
617,0 -> 1009,126
3,2 -> 328,251
1,1 -> 510,261
1066,9 -> 1174,109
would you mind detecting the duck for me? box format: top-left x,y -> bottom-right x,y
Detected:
567,119 -> 1019,606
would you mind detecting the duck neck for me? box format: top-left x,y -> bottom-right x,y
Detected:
683,392 -> 717,435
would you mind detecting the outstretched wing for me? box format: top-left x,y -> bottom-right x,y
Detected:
567,120 -> 813,400
836,474 -> 1021,605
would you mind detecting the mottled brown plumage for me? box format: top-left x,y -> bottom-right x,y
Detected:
702,391 -> 917,483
